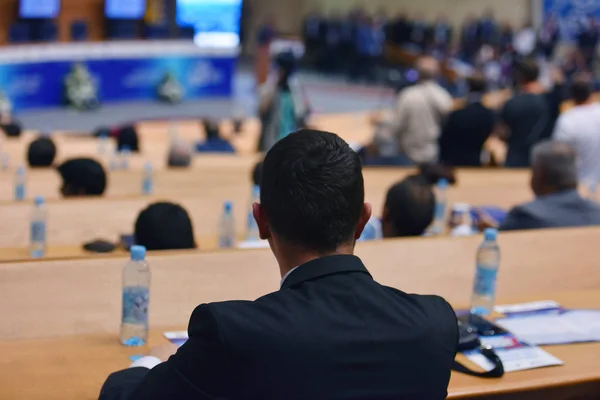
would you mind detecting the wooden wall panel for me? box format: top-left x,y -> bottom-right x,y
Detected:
0,0 -> 19,45
57,0 -> 105,42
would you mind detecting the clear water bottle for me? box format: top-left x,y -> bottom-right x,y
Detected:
120,145 -> 131,170
431,178 -> 449,235
14,166 -> 26,201
470,228 -> 500,316
246,185 -> 260,241
120,245 -> 150,347
98,132 -> 108,155
219,201 -> 235,248
30,196 -> 47,258
142,162 -> 153,195
109,149 -> 119,171
1,152 -> 8,170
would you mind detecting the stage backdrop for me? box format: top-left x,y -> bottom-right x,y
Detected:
0,41 -> 237,111
542,0 -> 600,39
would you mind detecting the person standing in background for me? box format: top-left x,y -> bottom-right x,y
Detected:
478,9 -> 497,46
431,15 -> 452,56
576,17 -> 599,70
538,15 -> 560,61
389,56 -> 453,164
409,13 -> 429,51
460,15 -> 480,62
257,52 -> 307,152
255,18 -> 276,86
302,10 -> 323,69
553,75 -> 600,184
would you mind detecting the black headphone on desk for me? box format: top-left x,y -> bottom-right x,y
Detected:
453,320 -> 505,378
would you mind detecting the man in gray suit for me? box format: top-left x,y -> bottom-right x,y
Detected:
500,140 -> 600,231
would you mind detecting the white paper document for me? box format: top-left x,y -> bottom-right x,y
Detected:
496,310 -> 600,346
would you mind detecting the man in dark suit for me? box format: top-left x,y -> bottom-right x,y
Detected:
99,129 -> 458,400
439,74 -> 495,166
500,140 -> 600,231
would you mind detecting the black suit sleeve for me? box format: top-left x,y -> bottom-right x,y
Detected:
499,206 -> 539,231
99,304 -> 231,400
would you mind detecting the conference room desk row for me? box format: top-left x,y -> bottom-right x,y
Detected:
0,168 -> 533,253
1,227 -> 599,399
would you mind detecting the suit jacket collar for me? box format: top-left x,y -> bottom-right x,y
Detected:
280,255 -> 371,290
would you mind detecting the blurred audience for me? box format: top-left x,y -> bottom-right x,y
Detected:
57,158 -> 107,197
499,141 -> 600,231
134,202 -> 196,251
553,74 -> 600,184
439,74 -> 495,166
195,119 -> 235,153
116,125 -> 140,152
390,56 -> 453,163
27,136 -> 57,168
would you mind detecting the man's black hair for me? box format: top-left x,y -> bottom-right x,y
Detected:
134,202 -> 196,251
252,160 -> 263,187
117,125 -> 139,152
516,59 -> 540,84
27,137 -> 57,168
570,75 -> 592,104
467,73 -> 487,94
1,122 -> 22,137
385,175 -> 435,237
57,157 -> 107,196
261,129 -> 364,253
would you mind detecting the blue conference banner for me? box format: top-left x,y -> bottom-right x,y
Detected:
543,0 -> 600,39
0,55 -> 236,111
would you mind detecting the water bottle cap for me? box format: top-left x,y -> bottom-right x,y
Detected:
17,166 -> 25,174
484,228 -> 498,241
121,145 -> 131,153
437,178 -> 449,189
130,245 -> 146,261
34,196 -> 44,206
224,201 -> 233,213
145,162 -> 152,171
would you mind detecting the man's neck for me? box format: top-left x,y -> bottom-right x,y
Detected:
574,99 -> 594,107
522,82 -> 543,94
276,244 -> 355,279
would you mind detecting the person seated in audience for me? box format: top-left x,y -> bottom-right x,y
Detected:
117,125 -> 140,152
167,140 -> 192,168
134,202 -> 196,251
27,136 -> 57,168
553,74 -> 600,184
195,119 -> 235,153
439,74 -> 495,167
498,141 -> 600,231
57,158 -> 107,197
99,129 -> 458,400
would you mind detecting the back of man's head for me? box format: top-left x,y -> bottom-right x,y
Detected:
467,73 -> 487,94
531,140 -> 578,196
202,118 -> 220,140
260,129 -> 366,253
27,137 -> 57,168
168,140 -> 192,168
135,202 -> 196,251
382,175 -> 435,238
570,74 -> 592,104
252,160 -> 264,187
416,56 -> 440,82
117,125 -> 139,152
57,157 -> 107,197
516,59 -> 540,85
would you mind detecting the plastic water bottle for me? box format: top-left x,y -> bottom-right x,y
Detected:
14,166 -> 26,201
450,203 -> 475,237
470,228 -> 500,316
246,185 -> 260,241
109,149 -> 119,171
431,178 -> 449,235
120,146 -> 131,170
1,153 -> 8,170
142,162 -> 153,195
120,245 -> 150,347
30,196 -> 47,258
98,132 -> 108,155
219,201 -> 235,248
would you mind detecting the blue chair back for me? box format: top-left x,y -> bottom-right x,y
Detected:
70,21 -> 89,41
9,23 -> 31,43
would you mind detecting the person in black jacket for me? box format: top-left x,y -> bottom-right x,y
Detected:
439,74 -> 495,166
99,129 -> 458,400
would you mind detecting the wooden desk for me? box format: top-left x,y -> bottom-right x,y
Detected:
0,290 -> 597,400
0,168 -> 533,252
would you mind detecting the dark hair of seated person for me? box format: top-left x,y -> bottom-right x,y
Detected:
57,157 -> 107,197
381,175 -> 435,238
1,122 -> 22,137
117,125 -> 139,152
202,118 -> 221,140
134,202 -> 196,251
418,163 -> 457,186
27,137 -> 57,168
252,160 -> 263,187
259,129 -> 369,253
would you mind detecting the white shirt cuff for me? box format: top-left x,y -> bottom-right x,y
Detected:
129,356 -> 162,370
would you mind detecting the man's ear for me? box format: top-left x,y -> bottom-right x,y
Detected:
354,203 -> 373,240
253,203 -> 271,240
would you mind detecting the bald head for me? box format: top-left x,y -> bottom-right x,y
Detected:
416,56 -> 440,82
531,141 -> 578,196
